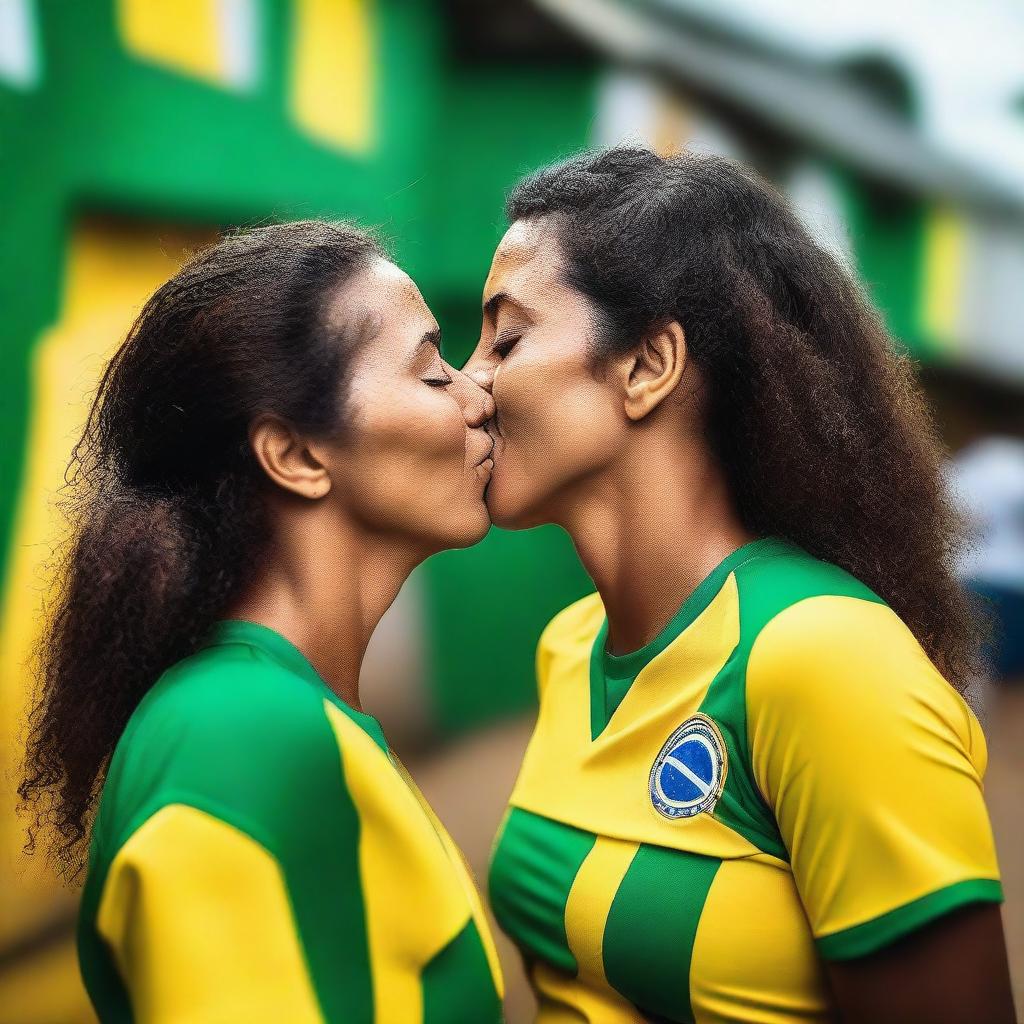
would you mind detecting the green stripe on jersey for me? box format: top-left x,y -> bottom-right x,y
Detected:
697,542 -> 888,860
488,808 -> 596,975
603,845 -> 722,1024
422,919 -> 503,1024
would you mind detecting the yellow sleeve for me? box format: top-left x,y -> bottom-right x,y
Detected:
746,595 -> 1002,960
96,804 -> 323,1022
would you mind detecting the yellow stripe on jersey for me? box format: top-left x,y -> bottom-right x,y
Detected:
531,959 -> 649,1024
513,575 -> 765,860
325,701 -> 484,1022
97,804 -> 321,1023
393,758 -> 506,999
747,595 -> 1000,956
564,836 -> 639,989
690,855 -> 828,1023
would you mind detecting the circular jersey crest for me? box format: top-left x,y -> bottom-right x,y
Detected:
649,713 -> 728,819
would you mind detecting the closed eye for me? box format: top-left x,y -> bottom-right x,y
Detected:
492,333 -> 520,359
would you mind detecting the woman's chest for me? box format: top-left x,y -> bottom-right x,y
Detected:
490,806 -> 831,1023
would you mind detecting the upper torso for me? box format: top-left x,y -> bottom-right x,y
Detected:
489,536 -> 1001,1023
78,619 -> 503,1023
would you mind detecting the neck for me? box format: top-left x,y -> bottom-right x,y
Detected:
559,429 -> 755,656
225,502 -> 420,710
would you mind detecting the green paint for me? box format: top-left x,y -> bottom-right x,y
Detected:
603,844 -> 722,1024
488,807 -> 597,976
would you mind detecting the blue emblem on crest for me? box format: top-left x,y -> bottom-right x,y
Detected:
649,713 -> 728,819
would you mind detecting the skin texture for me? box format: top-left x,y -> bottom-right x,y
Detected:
463,220 -> 1015,1023
229,257 -> 494,709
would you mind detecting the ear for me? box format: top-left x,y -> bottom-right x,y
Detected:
249,416 -> 331,500
620,320 -> 687,421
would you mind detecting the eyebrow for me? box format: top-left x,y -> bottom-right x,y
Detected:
483,291 -> 536,323
419,328 -> 442,351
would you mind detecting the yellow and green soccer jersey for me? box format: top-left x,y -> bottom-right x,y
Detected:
78,620 -> 504,1023
489,536 -> 1002,1024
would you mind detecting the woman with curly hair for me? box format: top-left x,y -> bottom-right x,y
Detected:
467,148 -> 1013,1023
21,221 -> 503,1022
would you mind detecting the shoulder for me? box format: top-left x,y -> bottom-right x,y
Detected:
746,590 -> 981,777
537,592 -> 605,658
535,593 -> 604,688
100,644 -> 350,855
134,642 -> 333,757
733,542 -> 884,638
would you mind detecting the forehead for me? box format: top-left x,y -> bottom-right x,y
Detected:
328,256 -> 435,340
484,218 -> 565,302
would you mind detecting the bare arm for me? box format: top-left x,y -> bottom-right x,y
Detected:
826,903 -> 1016,1024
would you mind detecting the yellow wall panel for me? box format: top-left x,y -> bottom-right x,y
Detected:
117,0 -> 225,86
290,0 -> 376,153
0,218 -> 212,1021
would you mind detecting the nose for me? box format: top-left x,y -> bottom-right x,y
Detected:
449,368 -> 494,428
462,355 -> 494,395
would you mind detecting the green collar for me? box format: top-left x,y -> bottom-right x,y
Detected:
589,536 -> 793,739
202,619 -> 389,752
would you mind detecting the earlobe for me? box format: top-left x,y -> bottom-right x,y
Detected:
249,416 -> 331,500
623,321 -> 687,421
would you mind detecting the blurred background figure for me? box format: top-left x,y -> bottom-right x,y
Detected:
0,1 -> 1020,1021
951,435 -> 1024,687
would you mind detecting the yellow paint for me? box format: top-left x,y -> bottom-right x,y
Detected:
564,836 -> 638,995
920,205 -> 965,352
747,595 -> 999,941
98,804 -> 321,1021
513,578 -> 760,859
289,0 -> 375,152
0,219 -> 211,1016
325,701 -> 500,1022
116,0 -> 226,86
690,856 -> 829,1024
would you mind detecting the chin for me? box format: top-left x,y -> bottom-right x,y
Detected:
485,474 -> 547,531
438,502 -> 491,549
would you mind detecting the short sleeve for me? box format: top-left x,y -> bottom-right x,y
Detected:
746,595 -> 1002,960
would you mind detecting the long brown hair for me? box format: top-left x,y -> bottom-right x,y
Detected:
508,146 -> 984,692
20,220 -> 380,880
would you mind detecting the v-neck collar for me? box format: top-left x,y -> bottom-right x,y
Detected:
201,619 -> 389,752
588,536 -> 791,739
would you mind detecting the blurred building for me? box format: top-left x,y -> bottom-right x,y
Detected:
0,2 -> 1021,1021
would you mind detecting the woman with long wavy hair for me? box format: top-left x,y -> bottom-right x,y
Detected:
466,147 -> 1013,1023
21,220 -> 503,1023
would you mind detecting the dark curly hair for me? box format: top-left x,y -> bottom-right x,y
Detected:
20,219 -> 380,880
507,146 -> 983,692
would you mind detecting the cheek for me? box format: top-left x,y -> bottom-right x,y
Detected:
491,349 -> 621,516
340,388 -> 469,525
